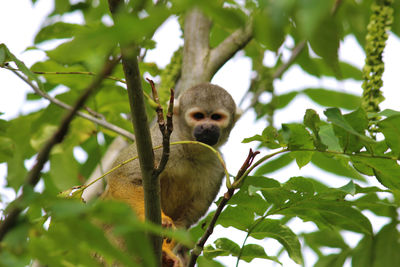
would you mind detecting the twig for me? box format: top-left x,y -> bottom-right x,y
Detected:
29,70 -> 125,83
331,0 -> 343,15
0,55 -> 119,241
273,41 -> 306,80
187,149 -> 259,267
7,67 -> 135,141
146,78 -> 175,175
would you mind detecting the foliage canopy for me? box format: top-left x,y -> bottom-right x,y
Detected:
1,0 -> 400,266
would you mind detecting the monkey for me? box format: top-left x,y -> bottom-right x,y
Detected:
101,83 -> 240,266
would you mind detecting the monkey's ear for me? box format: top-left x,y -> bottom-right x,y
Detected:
234,107 -> 243,123
173,98 -> 180,115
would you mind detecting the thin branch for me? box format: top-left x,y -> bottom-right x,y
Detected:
207,22 -> 253,79
244,40 -> 306,113
7,67 -> 135,141
31,70 -> 125,83
331,0 -> 343,15
188,149 -> 259,267
273,40 -> 306,80
146,78 -> 174,175
0,56 -> 119,241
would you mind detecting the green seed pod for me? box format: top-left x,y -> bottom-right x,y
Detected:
361,0 -> 393,135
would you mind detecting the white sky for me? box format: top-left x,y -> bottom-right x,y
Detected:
1,1 -> 400,266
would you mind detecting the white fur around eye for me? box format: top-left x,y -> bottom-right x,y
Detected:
213,109 -> 231,127
185,107 -> 203,127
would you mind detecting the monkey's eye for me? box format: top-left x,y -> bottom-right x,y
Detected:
192,112 -> 205,120
211,113 -> 223,121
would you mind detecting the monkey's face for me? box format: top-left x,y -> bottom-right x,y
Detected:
176,83 -> 239,147
185,107 -> 231,146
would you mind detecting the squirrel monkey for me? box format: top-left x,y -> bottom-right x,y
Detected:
102,83 -> 240,266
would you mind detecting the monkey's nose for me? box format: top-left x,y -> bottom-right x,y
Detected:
194,124 -> 220,146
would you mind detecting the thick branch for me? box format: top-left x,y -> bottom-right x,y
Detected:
108,0 -> 162,263
0,56 -> 118,241
176,8 -> 212,94
207,22 -> 253,79
8,67 -> 135,141
176,9 -> 253,95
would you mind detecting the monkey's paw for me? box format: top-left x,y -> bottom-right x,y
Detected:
162,249 -> 183,267
162,216 -> 175,230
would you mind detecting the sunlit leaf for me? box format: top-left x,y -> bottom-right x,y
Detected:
378,115 -> 400,157
303,88 -> 360,110
250,219 -> 303,264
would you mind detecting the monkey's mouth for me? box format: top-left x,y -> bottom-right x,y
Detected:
194,125 -> 220,146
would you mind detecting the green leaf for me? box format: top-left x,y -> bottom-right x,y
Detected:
318,125 -> 343,152
272,91 -> 299,110
308,17 -> 340,75
290,151 -> 313,168
304,109 -> 327,151
218,206 -> 254,231
304,109 -> 322,134
204,239 -> 281,265
203,238 -> 239,259
240,244 -> 281,264
253,9 -> 286,51
229,180 -> 269,216
242,126 -> 283,149
49,148 -> 80,190
282,123 -> 314,168
314,252 -> 348,267
379,109 -> 400,117
278,199 -> 373,235
324,108 -> 373,149
303,88 -> 360,110
337,180 -> 356,195
250,219 -> 303,264
372,223 -> 400,266
252,186 -> 292,207
378,115 -> 400,157
350,156 -> 400,190
200,3 -> 246,29
282,123 -> 314,150
303,228 -> 349,251
354,193 -> 395,218
297,0 -> 332,37
0,44 -> 12,64
0,136 -> 14,162
339,61 -> 363,80
311,152 -> 365,181
254,153 -> 294,175
352,236 -> 373,267
30,124 -> 58,151
197,256 -> 226,267
34,22 -> 83,44
0,44 -> 43,90
5,114 -> 37,191
283,176 -> 315,196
